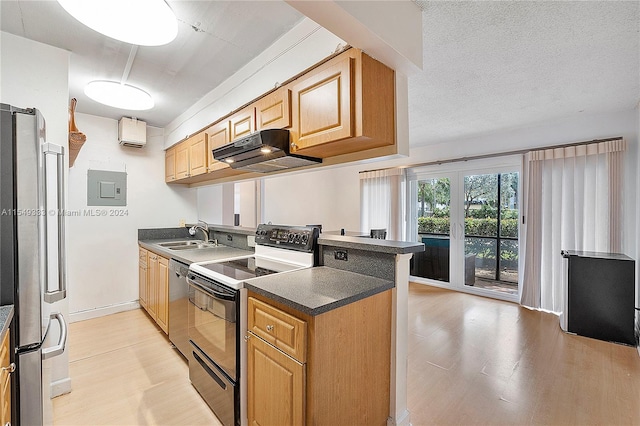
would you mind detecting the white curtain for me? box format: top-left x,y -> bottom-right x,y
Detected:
360,168 -> 405,240
521,139 -> 626,311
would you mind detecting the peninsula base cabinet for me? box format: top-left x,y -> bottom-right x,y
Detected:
139,246 -> 169,334
247,290 -> 392,426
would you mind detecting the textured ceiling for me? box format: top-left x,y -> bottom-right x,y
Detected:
0,0 -> 304,127
1,1 -> 638,146
409,0 -> 640,147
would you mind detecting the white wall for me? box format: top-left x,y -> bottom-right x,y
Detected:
1,31 -> 71,397
197,185 -> 224,225
261,165 -> 361,231
67,113 -> 197,320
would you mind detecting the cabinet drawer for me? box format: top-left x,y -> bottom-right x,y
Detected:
248,297 -> 307,363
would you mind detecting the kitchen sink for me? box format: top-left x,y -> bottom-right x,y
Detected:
157,240 -> 219,250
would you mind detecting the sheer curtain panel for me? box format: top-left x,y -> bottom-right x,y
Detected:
360,168 -> 405,241
521,139 -> 626,311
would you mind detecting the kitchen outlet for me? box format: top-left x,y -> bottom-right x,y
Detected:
335,250 -> 348,261
178,219 -> 185,227
227,234 -> 233,241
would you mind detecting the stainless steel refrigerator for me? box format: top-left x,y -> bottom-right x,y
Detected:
0,104 -> 68,425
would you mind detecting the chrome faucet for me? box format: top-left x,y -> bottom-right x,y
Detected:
189,220 -> 210,242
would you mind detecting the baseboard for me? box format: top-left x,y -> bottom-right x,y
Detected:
51,377 -> 71,398
69,301 -> 140,323
387,409 -> 411,426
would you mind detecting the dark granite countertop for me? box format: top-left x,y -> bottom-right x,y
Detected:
245,266 -> 394,316
138,239 -> 253,265
0,305 -> 13,339
318,234 -> 424,255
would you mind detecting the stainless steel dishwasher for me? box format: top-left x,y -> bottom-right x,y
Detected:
169,259 -> 190,359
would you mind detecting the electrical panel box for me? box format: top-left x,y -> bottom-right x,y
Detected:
87,170 -> 127,206
118,117 -> 146,148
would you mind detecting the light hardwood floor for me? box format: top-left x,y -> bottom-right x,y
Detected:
54,284 -> 640,425
408,283 -> 640,425
53,309 -> 221,426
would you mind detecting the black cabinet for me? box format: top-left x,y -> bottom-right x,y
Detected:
563,250 -> 636,345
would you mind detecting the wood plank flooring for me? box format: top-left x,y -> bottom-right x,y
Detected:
407,283 -> 640,425
53,309 -> 221,426
54,284 -> 640,425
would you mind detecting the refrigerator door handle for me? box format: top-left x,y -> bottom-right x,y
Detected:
42,312 -> 67,360
42,143 -> 67,303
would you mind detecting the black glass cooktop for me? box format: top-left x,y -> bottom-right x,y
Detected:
199,256 -> 299,282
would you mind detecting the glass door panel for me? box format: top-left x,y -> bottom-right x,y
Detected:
463,172 -> 519,295
411,177 -> 451,283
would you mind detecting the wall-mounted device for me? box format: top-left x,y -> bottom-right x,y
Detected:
87,170 -> 127,206
118,117 -> 146,148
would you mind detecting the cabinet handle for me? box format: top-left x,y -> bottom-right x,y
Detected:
290,142 -> 298,152
266,325 -> 274,332
2,363 -> 15,374
244,334 -> 251,342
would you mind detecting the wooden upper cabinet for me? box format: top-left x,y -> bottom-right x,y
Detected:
174,142 -> 190,180
291,49 -> 395,158
165,146 -> 176,183
164,48 -> 396,185
256,87 -> 292,130
292,56 -> 353,153
188,132 -> 207,177
230,106 -> 255,141
206,120 -> 232,173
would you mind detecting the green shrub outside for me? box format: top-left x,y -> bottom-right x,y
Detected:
418,217 -> 518,238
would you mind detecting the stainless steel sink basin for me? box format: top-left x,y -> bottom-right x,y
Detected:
157,240 -> 219,250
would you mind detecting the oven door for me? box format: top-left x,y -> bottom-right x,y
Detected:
187,273 -> 238,381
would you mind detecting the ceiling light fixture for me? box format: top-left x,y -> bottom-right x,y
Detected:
84,45 -> 154,111
84,81 -> 154,110
57,0 -> 178,46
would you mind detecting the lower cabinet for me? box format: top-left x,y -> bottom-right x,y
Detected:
139,246 -> 169,334
247,335 -> 304,426
246,290 -> 392,426
0,331 -> 12,426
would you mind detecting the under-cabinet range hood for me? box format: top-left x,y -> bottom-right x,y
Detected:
212,129 -> 321,173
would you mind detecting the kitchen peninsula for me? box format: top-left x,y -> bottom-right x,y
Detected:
245,233 -> 423,425
138,224 -> 423,426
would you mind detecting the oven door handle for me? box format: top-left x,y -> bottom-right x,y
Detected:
187,277 -> 236,301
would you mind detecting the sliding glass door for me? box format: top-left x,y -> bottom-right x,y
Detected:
408,161 -> 521,301
410,174 -> 455,283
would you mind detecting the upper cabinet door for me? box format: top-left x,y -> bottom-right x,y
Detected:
188,132 -> 207,177
291,56 -> 354,153
256,88 -> 291,130
230,106 -> 255,141
175,142 -> 190,180
165,147 -> 176,183
206,120 -> 232,173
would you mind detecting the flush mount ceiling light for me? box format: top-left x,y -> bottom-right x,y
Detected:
57,0 -> 178,46
84,81 -> 154,110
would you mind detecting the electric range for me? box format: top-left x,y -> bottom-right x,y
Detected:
186,224 -> 319,426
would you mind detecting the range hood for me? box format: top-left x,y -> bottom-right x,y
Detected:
212,129 -> 321,173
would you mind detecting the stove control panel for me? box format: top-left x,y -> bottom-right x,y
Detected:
255,224 -> 320,252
